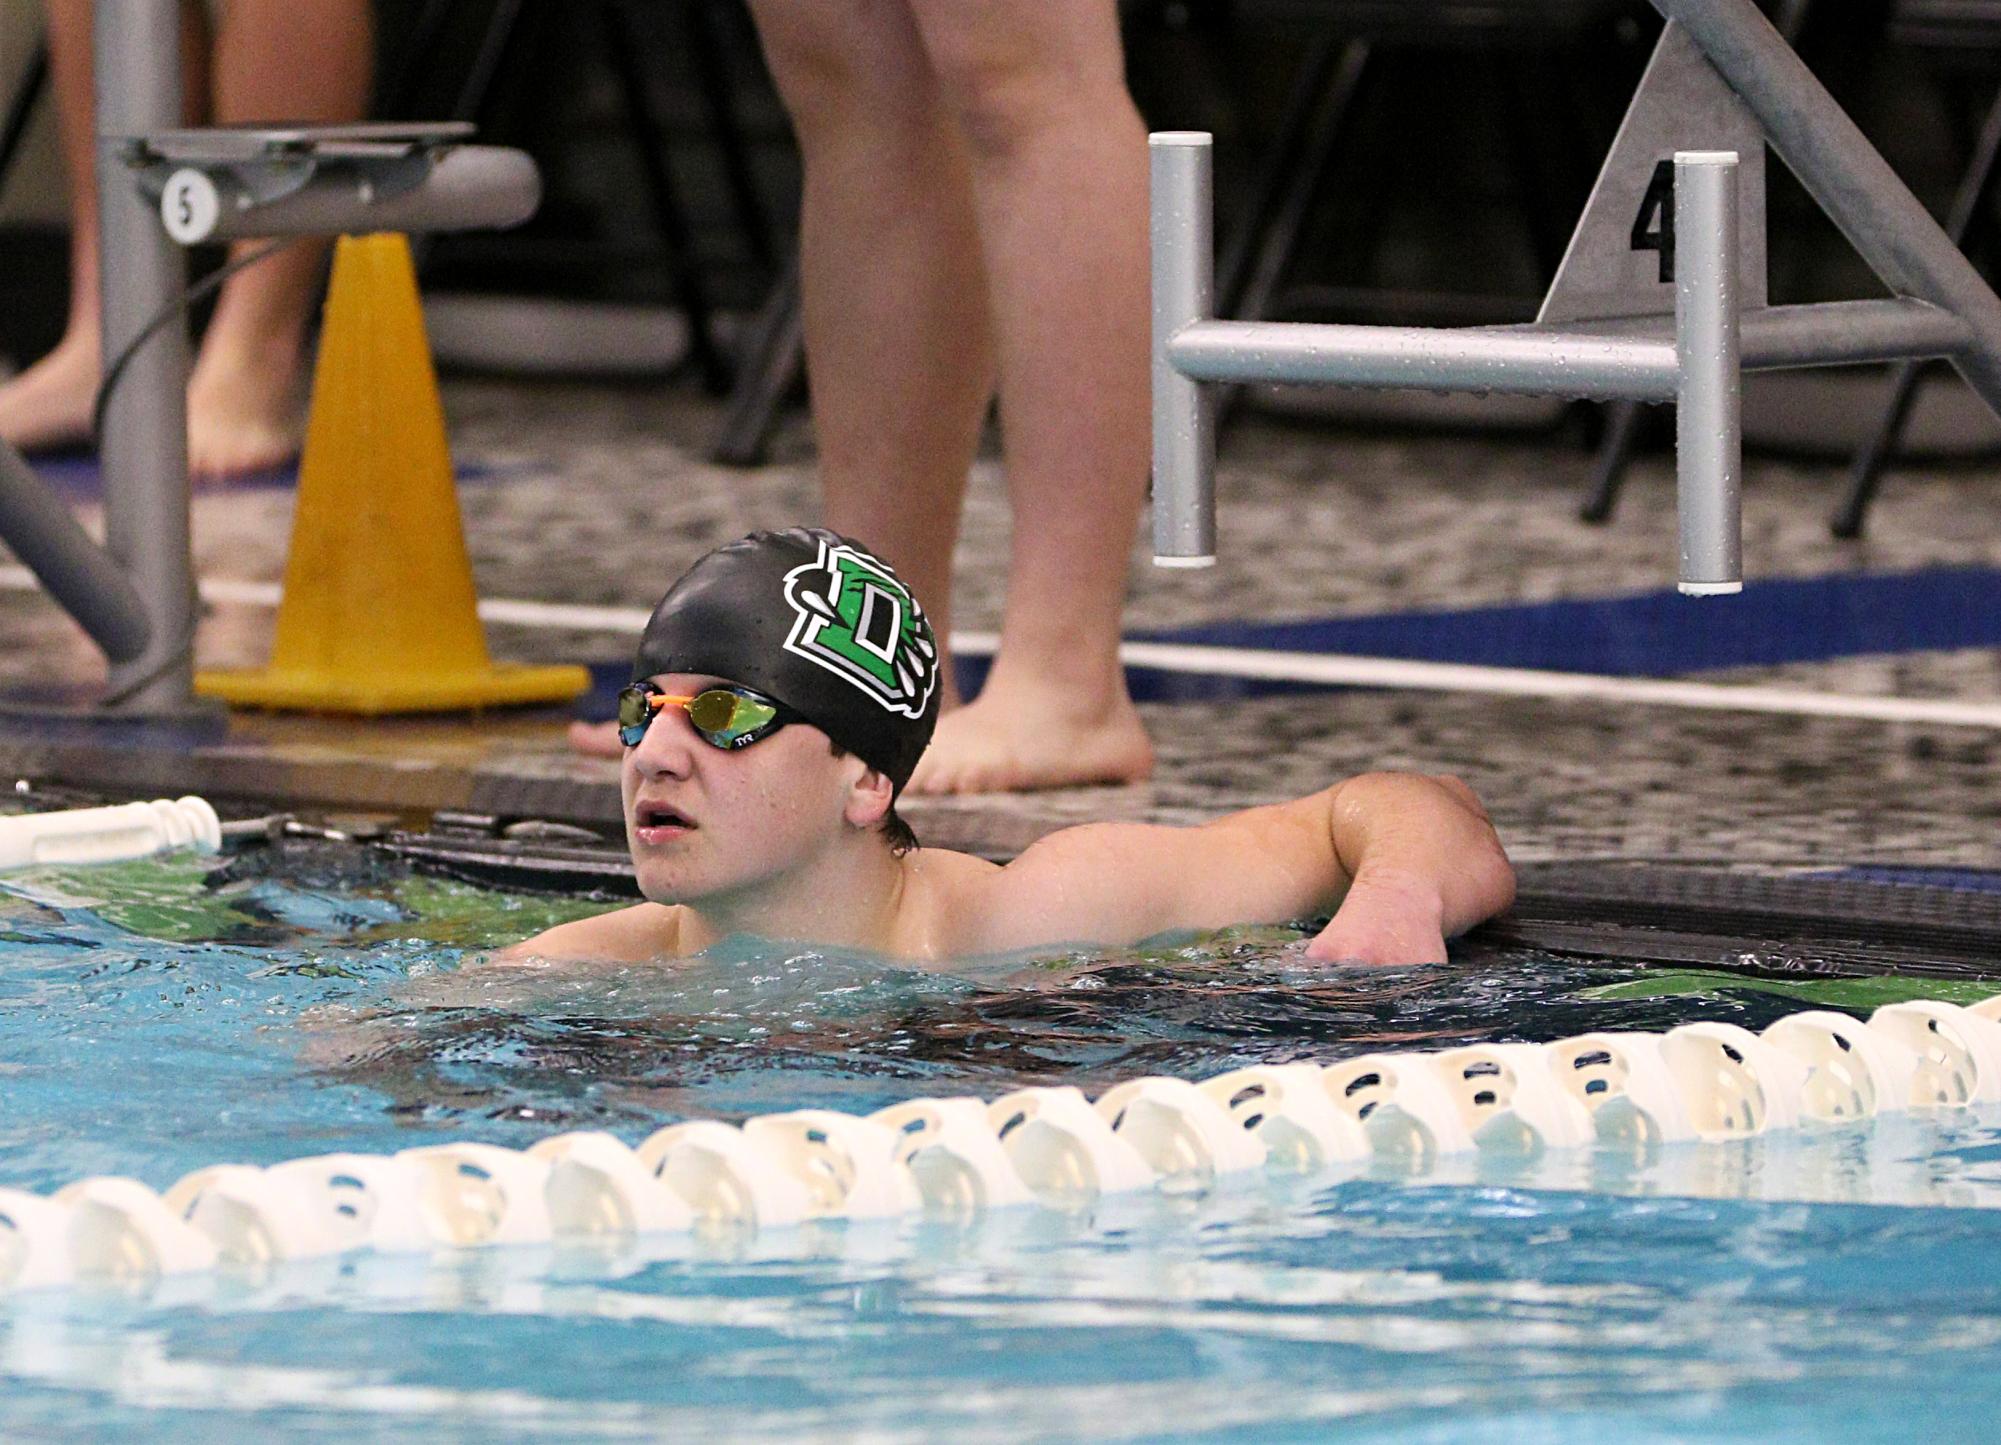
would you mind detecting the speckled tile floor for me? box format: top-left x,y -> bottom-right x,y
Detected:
1,374 -> 1998,867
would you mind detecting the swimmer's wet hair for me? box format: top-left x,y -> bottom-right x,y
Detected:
830,740 -> 919,856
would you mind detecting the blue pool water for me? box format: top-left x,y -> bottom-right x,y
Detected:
3,844 -> 2000,1440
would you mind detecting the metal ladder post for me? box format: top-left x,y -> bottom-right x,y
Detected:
1675,152 -> 1742,596
94,0 -> 198,713
1150,133 -> 1217,568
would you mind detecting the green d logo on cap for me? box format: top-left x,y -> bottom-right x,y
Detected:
781,537 -> 939,720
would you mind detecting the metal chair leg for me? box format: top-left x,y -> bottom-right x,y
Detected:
1579,400 -> 1647,524
1213,37 -> 1372,433
1831,77 -> 2001,537
1831,359 -> 1927,538
1215,33 -> 1347,317
602,0 -> 733,393
401,0 -> 531,275
0,37 -> 48,190
709,254 -> 804,467
682,0 -> 777,274
378,0 -> 461,118
450,0 -> 528,125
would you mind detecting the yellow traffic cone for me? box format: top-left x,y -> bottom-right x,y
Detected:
198,233 -> 588,713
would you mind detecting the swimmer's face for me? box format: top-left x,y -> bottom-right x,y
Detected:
620,673 -> 868,905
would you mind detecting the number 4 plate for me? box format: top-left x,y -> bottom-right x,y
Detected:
1537,22 -> 1768,325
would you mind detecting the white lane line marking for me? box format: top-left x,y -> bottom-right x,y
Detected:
4,566 -> 1994,728
1114,641 -> 2001,728
193,576 -> 280,608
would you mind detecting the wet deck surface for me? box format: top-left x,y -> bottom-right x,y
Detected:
2,375 -> 1998,868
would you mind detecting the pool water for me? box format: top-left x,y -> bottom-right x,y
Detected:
2,842 -> 2000,1440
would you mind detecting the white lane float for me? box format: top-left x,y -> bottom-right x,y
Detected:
637,1121 -> 815,1229
1198,1063 -> 1370,1173
0,1188 -> 75,1291
1428,1042 -> 1598,1152
739,1110 -> 924,1219
1094,1076 -> 1269,1184
871,1098 -> 1035,1216
529,1131 -> 694,1239
1659,1022 -> 1809,1137
1543,1032 -> 1699,1146
1761,1010 -> 1918,1121
55,1177 -> 218,1280
396,1143 -> 555,1247
1868,1002 -> 2001,1106
163,1164 -> 347,1264
1319,1053 -> 1476,1161
266,1152 -> 434,1254
985,1086 -> 1157,1202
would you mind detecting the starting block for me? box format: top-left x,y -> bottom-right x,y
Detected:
1151,0 -> 2001,592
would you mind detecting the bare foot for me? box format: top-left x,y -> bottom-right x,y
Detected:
568,718 -> 624,759
906,673 -> 1154,794
0,334 -> 99,454
187,345 -> 304,480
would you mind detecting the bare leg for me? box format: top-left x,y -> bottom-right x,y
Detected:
901,0 -> 1152,793
753,0 -> 995,673
188,0 -> 372,478
572,0 -> 996,759
0,0 -> 205,452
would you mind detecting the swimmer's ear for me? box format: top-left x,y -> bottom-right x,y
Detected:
841,764 -> 895,831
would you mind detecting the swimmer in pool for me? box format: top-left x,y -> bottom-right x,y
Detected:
502,529 -> 1514,968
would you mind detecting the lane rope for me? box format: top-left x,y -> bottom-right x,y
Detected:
4,991 -> 1999,1294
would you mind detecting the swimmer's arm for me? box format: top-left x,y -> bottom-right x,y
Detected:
489,901 -> 683,965
1298,772 -> 1514,964
954,771 -> 1513,965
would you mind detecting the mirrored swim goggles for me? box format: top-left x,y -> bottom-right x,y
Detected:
616,682 -> 804,750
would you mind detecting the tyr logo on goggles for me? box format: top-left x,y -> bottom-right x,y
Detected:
616,683 -> 802,750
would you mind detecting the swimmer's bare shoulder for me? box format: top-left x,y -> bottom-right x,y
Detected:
890,845 -> 1001,957
491,901 -> 685,964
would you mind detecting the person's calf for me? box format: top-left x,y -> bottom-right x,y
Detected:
186,332 -> 305,479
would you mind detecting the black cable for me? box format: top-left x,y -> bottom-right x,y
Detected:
88,234 -> 307,448
95,608 -> 201,708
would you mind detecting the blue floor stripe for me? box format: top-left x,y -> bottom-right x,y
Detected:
1135,566 -> 2001,677
1818,866 -> 2001,895
22,451 -> 531,499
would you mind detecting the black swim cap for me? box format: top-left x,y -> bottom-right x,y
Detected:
633,528 -> 942,792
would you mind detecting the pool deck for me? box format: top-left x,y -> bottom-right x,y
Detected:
2,375 -> 1999,869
